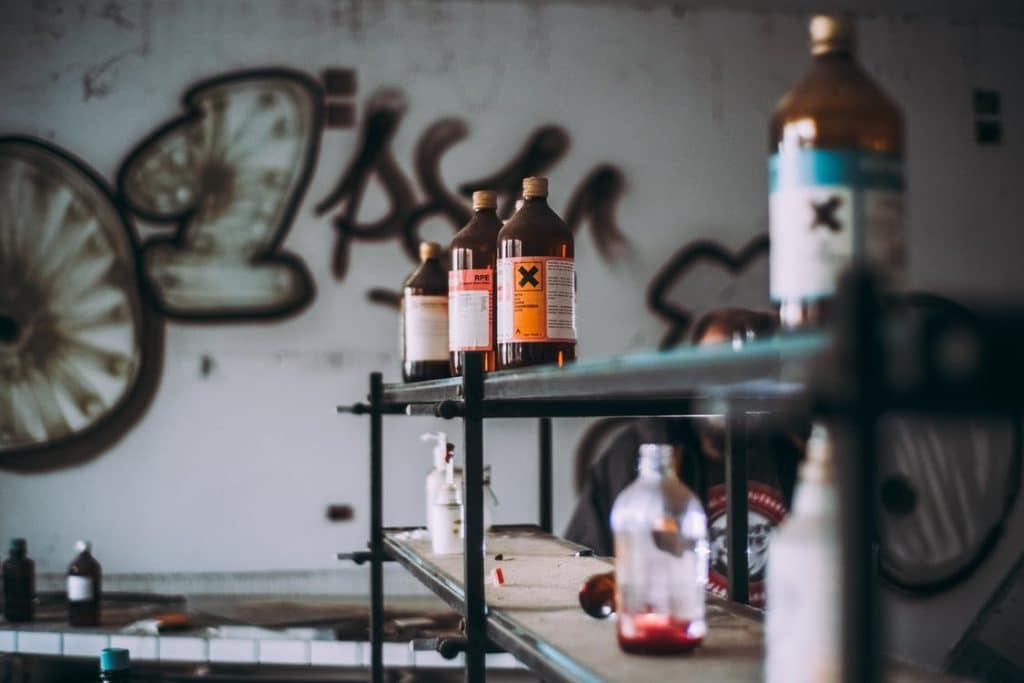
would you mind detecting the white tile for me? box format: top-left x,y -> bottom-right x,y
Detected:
158,636 -> 207,662
62,633 -> 111,657
413,649 -> 464,668
258,639 -> 309,665
110,635 -> 158,661
0,630 -> 16,652
16,631 -> 61,655
209,638 -> 258,664
310,640 -> 361,667
360,642 -> 413,667
486,653 -> 519,669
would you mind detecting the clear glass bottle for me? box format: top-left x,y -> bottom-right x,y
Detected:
611,444 -> 709,654
496,177 -> 576,369
769,14 -> 905,330
68,540 -> 102,627
449,190 -> 502,375
3,538 -> 35,622
402,241 -> 450,382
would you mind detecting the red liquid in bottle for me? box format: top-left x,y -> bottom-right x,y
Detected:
617,613 -> 704,655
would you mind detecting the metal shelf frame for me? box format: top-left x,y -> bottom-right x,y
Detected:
338,269 -> 1024,683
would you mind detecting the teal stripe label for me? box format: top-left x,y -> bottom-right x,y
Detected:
769,149 -> 903,192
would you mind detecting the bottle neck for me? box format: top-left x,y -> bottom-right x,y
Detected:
523,195 -> 548,206
637,445 -> 675,480
814,48 -> 854,62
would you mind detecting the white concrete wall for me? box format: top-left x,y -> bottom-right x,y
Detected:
2,0 -> 1023,670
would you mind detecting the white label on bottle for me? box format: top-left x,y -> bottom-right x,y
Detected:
67,575 -> 94,601
403,295 -> 449,362
545,259 -> 576,340
769,149 -> 904,301
448,269 -> 492,351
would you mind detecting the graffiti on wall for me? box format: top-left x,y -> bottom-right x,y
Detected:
0,65 -> 754,469
0,137 -> 163,469
315,87 -> 630,309
118,70 -> 323,320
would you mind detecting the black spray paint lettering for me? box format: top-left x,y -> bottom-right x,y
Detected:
117,69 -> 323,320
646,233 -> 770,349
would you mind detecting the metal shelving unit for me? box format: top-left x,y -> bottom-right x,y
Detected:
339,271 -> 1024,683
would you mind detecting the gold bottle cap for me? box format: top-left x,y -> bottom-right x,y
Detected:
522,177 -> 549,198
419,241 -> 442,261
810,14 -> 855,56
472,190 -> 497,210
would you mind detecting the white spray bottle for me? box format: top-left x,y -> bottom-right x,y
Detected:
422,432 -> 449,535
431,444 -> 463,555
766,422 -> 839,683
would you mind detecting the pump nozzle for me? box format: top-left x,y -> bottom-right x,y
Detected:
421,432 -> 448,471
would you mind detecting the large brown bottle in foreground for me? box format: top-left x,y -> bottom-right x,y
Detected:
497,178 -> 576,369
402,242 -> 450,382
769,15 -> 905,330
67,540 -> 101,626
449,191 -> 502,375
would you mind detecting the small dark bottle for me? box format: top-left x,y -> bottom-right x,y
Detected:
99,647 -> 131,682
2,538 -> 35,622
496,177 -> 577,369
449,190 -> 503,375
402,241 -> 451,383
68,540 -> 102,627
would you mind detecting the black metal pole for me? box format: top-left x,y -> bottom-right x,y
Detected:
725,411 -> 749,604
462,352 -> 487,682
835,271 -> 882,683
538,417 -> 553,533
369,372 -> 384,683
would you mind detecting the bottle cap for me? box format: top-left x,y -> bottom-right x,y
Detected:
472,190 -> 497,210
802,422 -> 835,483
100,648 -> 130,672
9,538 -> 26,555
419,241 -> 442,261
522,177 -> 548,198
75,540 -> 91,553
810,14 -> 855,56
638,443 -> 674,474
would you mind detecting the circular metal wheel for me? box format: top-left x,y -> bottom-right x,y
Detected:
0,137 -> 156,464
878,416 -> 1021,592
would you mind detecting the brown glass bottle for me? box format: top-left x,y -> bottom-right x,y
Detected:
497,178 -> 576,369
402,242 -> 450,382
67,540 -> 101,626
769,15 -> 904,330
450,191 -> 502,375
3,538 -> 35,622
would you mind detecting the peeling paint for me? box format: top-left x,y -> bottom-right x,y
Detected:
100,0 -> 134,28
81,53 -> 126,101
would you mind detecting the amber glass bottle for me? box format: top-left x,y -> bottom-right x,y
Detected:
449,191 -> 502,375
67,540 -> 101,626
496,178 -> 576,369
3,538 -> 35,622
402,242 -> 450,382
769,15 -> 904,330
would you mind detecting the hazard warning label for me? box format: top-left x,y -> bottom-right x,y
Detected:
497,256 -> 576,343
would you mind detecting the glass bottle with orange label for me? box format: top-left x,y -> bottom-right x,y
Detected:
449,191 -> 502,375
402,242 -> 450,382
496,177 -> 576,369
769,14 -> 904,330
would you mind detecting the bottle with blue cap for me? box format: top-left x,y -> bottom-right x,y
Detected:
99,647 -> 131,682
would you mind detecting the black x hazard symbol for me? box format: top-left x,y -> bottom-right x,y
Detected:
516,263 -> 542,290
809,196 -> 844,233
